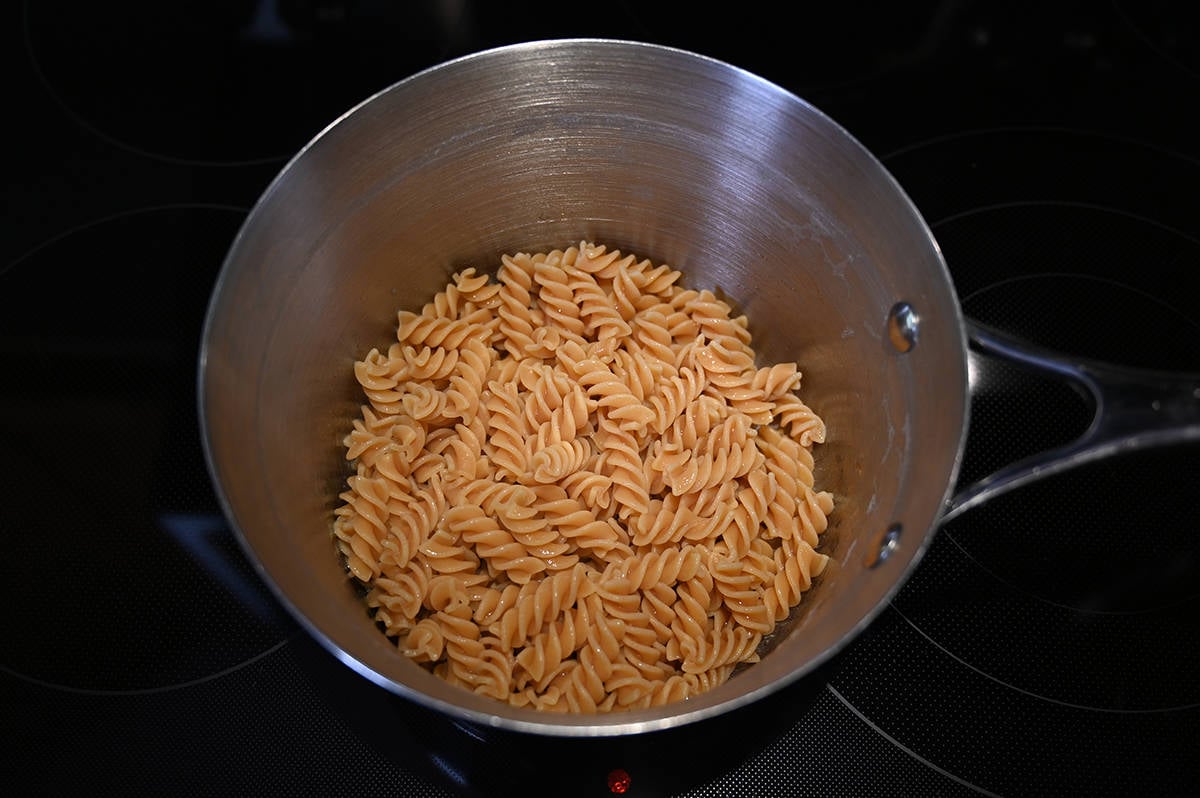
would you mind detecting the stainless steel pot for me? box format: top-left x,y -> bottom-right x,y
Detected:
198,39 -> 1200,737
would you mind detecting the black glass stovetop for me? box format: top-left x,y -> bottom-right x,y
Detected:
3,2 -> 1198,796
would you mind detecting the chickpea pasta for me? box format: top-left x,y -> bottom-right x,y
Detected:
333,241 -> 834,713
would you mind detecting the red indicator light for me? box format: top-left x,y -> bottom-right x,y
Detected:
607,768 -> 632,794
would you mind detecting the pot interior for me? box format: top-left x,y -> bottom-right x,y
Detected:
199,39 -> 969,735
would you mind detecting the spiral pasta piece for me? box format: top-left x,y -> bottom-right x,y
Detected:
526,438 -> 592,483
445,504 -> 547,585
599,424 -> 651,519
573,241 -> 635,279
648,366 -> 705,434
488,564 -> 598,650
775,392 -> 828,445
353,346 -> 410,414
452,267 -> 502,310
758,536 -> 828,630
483,381 -> 529,480
611,545 -> 705,591
534,254 -> 588,339
333,241 -> 834,714
443,337 -> 492,424
418,527 -> 479,576
515,604 -> 591,686
537,493 -> 631,562
496,252 -> 539,359
653,412 -> 759,496
686,290 -> 753,349
397,309 -> 493,349
721,468 -> 777,560
679,608 -> 762,674
568,264 -> 632,342
368,546 -> 426,604
559,469 -> 614,517
630,311 -> 676,367
532,383 -> 590,450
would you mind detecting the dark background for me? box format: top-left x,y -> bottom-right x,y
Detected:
3,2 -> 1198,796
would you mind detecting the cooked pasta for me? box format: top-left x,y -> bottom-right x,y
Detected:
333,241 -> 834,713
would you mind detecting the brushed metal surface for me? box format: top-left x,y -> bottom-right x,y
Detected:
199,39 -> 969,736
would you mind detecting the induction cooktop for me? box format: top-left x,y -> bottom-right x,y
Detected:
3,2 -> 1198,796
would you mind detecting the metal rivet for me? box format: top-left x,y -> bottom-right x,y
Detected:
887,302 -> 919,353
868,523 -> 903,568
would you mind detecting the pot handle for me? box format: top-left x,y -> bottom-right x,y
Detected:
941,320 -> 1200,524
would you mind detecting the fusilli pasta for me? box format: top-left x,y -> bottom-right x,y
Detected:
333,241 -> 834,712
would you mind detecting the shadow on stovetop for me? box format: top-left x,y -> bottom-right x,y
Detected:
289,628 -> 841,798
